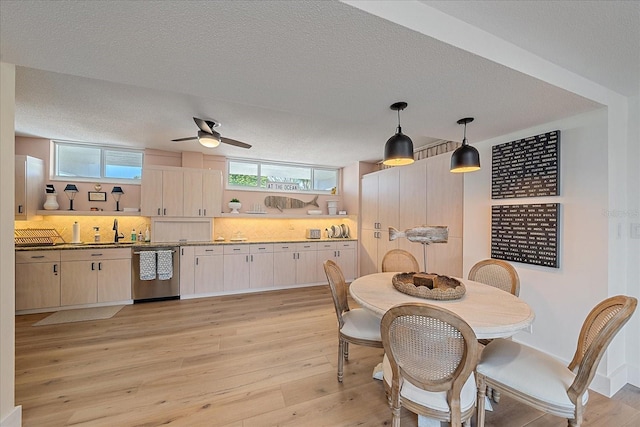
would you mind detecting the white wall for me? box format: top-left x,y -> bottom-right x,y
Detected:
0,62 -> 21,426
463,107 -> 637,396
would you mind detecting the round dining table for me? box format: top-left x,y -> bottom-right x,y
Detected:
350,272 -> 535,340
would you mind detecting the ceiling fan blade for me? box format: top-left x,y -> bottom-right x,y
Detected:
193,117 -> 213,134
220,137 -> 252,149
171,136 -> 198,142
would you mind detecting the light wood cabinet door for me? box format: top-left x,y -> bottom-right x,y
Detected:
15,155 -> 44,220
223,246 -> 251,291
399,161 -> 427,229
183,170 -> 204,217
141,168 -> 164,216
273,249 -> 297,287
359,231 -> 378,277
377,167 -> 399,229
202,170 -> 222,217
427,154 -> 463,238
295,248 -> 318,284
98,259 -> 131,302
179,246 -> 196,295
335,241 -> 357,282
361,173 -> 379,230
376,230 -> 398,273
250,244 -> 274,289
161,169 -> 184,217
195,254 -> 224,294
15,261 -> 60,310
61,260 -> 98,306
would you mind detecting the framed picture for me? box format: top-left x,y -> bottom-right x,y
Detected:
88,191 -> 107,202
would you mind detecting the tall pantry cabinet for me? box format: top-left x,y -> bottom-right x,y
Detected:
359,153 -> 462,277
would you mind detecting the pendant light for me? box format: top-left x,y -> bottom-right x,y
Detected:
383,102 -> 414,166
450,117 -> 480,173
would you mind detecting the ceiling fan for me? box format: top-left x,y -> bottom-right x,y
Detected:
171,117 -> 252,149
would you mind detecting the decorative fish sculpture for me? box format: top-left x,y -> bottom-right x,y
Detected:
389,225 -> 449,244
264,195 -> 319,212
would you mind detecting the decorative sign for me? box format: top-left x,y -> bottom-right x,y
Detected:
491,203 -> 560,268
492,130 -> 560,199
266,181 -> 299,191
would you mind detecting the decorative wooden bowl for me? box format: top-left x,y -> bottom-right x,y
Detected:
392,272 -> 466,300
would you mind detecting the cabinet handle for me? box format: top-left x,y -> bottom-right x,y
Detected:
91,262 -> 95,271
337,250 -> 341,257
158,208 -> 161,215
199,209 -> 202,216
251,255 -> 254,262
163,208 -> 167,215
233,248 -> 241,251
245,255 -> 249,262
53,264 -> 58,274
205,249 -> 214,252
91,253 -> 103,257
181,248 -> 184,255
31,255 -> 45,259
18,205 -> 24,214
292,253 -> 296,260
203,209 -> 207,216
196,258 -> 199,266
98,262 -> 102,271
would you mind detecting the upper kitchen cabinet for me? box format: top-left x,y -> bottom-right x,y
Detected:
142,166 -> 222,218
183,169 -> 222,218
15,155 -> 44,220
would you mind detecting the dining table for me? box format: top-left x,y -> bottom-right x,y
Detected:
349,272 -> 535,427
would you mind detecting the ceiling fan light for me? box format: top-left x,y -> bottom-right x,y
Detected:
383,132 -> 414,166
197,130 -> 221,148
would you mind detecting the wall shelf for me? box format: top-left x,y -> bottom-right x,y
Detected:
36,210 -> 141,217
216,213 -> 355,219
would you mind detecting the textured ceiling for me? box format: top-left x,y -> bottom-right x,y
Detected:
0,1 -> 633,167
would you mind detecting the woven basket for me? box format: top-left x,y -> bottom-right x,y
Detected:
392,273 -> 466,301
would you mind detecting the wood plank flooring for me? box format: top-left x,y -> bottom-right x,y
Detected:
15,285 -> 640,426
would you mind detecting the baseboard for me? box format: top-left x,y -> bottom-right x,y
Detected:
0,405 -> 22,427
626,363 -> 640,388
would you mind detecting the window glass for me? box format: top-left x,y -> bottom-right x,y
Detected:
227,159 -> 338,193
53,141 -> 143,182
56,144 -> 101,178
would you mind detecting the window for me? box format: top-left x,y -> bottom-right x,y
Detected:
228,159 -> 339,193
53,141 -> 143,182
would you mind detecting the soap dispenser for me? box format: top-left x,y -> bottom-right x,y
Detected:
131,228 -> 136,242
93,226 -> 100,242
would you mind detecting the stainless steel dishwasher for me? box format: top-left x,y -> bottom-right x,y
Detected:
131,246 -> 180,302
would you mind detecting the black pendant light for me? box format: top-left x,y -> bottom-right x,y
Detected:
450,117 -> 480,173
383,102 -> 414,166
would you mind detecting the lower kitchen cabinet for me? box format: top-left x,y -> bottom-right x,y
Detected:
317,241 -> 357,282
223,244 -> 274,291
15,250 -> 61,311
273,242 -> 318,287
60,248 -> 131,306
194,246 -> 224,294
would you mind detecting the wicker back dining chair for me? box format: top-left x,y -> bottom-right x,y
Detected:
381,303 -> 479,427
323,260 -> 383,382
476,295 -> 637,427
382,249 -> 420,273
468,259 -> 520,296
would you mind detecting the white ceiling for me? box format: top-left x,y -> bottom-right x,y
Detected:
1,1 -> 637,167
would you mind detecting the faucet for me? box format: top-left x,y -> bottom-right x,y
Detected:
113,219 -> 124,243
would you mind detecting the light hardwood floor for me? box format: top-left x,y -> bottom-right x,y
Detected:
15,286 -> 640,426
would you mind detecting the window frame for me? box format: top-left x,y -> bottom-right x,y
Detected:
51,140 -> 144,184
226,158 -> 339,194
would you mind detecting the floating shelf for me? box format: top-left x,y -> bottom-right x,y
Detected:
216,213 -> 355,219
36,210 -> 141,217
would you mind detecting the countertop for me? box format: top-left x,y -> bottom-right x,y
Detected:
15,238 -> 357,251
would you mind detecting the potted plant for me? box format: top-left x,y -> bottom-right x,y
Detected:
228,198 -> 241,214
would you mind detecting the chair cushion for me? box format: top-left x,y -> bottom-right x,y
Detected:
341,308 -> 382,342
382,354 -> 477,413
477,339 -> 589,409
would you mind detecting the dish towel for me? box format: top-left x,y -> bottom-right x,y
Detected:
139,251 -> 157,281
157,250 -> 173,280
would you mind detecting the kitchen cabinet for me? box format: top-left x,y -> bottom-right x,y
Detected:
60,248 -> 131,306
141,167 -> 184,217
360,168 -> 399,275
179,246 -> 196,295
194,245 -> 224,294
15,155 -> 44,220
15,250 -> 60,310
142,166 -> 223,218
359,153 -> 462,277
317,241 -> 357,282
183,169 -> 223,217
223,244 -> 274,291
273,242 -> 318,287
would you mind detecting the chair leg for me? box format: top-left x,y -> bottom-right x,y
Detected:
343,341 -> 349,360
391,406 -> 401,427
337,338 -> 344,382
477,375 -> 487,427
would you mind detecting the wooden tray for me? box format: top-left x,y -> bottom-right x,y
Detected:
392,273 -> 466,301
